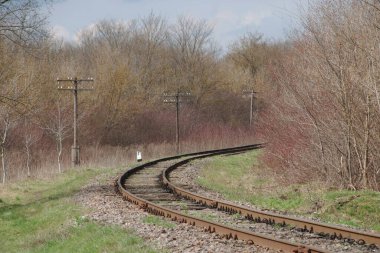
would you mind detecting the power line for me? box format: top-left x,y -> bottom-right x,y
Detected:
163,90 -> 191,154
57,77 -> 94,167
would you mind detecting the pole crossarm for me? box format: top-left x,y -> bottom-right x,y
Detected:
163,91 -> 192,97
57,77 -> 94,90
56,76 -> 94,166
163,91 -> 192,104
56,88 -> 94,91
242,89 -> 257,96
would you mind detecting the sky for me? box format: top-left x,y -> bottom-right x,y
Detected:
47,0 -> 301,49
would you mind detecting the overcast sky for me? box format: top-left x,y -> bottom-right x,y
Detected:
48,0 -> 301,49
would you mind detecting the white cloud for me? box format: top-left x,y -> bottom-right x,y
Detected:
241,11 -> 271,26
214,10 -> 236,23
211,9 -> 273,50
73,23 -> 98,44
210,10 -> 236,35
51,25 -> 71,40
73,20 -> 132,44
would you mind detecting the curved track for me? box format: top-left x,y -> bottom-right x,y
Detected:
116,144 -> 380,253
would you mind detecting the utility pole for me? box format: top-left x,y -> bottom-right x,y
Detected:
57,77 -> 94,167
163,90 -> 191,154
243,90 -> 257,127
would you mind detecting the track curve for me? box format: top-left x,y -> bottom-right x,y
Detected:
116,144 -> 380,253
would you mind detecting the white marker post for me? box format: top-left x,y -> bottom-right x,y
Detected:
136,151 -> 142,162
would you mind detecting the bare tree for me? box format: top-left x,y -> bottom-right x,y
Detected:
228,32 -> 267,81
258,0 -> 380,190
40,98 -> 72,173
133,13 -> 168,97
168,16 -> 217,103
0,112 -> 11,183
0,59 -> 35,183
22,118 -> 42,177
0,0 -> 48,46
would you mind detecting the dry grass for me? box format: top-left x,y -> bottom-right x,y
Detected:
2,129 -> 259,183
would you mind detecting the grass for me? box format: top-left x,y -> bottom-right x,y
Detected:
0,166 -> 160,253
196,150 -> 380,232
142,215 -> 176,229
318,190 -> 380,231
186,211 -> 218,223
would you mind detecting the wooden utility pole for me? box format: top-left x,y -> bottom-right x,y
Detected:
243,90 -> 256,127
57,77 -> 94,166
163,90 -> 191,154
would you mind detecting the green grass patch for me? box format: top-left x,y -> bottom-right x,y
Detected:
29,222 -> 156,253
196,150 -> 380,231
0,166 -> 160,253
317,191 -> 380,231
142,215 -> 176,229
187,211 -> 218,223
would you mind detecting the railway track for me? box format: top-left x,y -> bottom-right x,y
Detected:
116,144 -> 380,253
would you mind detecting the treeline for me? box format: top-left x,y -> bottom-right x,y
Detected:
0,1 -> 275,182
258,0 -> 380,190
1,0 -> 379,191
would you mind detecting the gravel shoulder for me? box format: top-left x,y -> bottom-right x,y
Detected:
74,176 -> 277,253
73,156 -> 379,253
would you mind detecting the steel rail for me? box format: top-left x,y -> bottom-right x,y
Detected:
117,144 -> 330,253
162,152 -> 380,248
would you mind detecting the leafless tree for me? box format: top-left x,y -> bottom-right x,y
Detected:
40,97 -> 72,173
0,0 -> 48,46
133,13 -> 168,97
259,0 -> 380,190
168,16 -> 218,103
228,32 -> 267,81
0,111 -> 11,183
22,118 -> 42,177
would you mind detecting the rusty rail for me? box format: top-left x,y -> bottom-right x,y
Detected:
117,144 -> 331,253
162,150 -> 380,248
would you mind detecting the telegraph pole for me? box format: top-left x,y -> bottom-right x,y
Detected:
57,77 -> 94,166
175,92 -> 179,152
243,90 -> 256,127
163,90 -> 191,154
